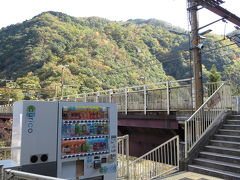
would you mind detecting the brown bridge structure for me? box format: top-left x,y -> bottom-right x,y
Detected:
0,79 -> 224,157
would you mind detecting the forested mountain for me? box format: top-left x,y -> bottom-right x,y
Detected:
0,11 -> 239,101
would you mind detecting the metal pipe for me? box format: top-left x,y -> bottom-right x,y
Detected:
4,169 -> 65,180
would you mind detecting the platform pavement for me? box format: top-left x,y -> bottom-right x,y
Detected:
161,171 -> 224,180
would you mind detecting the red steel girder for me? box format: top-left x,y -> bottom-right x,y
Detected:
199,2 -> 240,27
206,6 -> 240,26
197,0 -> 224,7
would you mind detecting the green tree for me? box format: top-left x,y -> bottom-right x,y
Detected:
208,64 -> 221,82
224,59 -> 240,95
16,72 -> 41,100
0,82 -> 24,104
207,64 -> 222,96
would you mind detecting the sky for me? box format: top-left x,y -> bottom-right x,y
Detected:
0,0 -> 239,35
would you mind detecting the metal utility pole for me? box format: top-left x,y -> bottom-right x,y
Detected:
188,0 -> 203,109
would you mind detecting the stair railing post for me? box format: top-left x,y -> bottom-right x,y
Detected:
166,81 -> 170,115
109,90 -> 112,103
125,88 -> 128,115
0,165 -> 3,180
177,136 -> 180,170
96,92 -> 99,102
185,120 -> 188,158
229,84 -> 232,110
222,86 -> 225,110
237,96 -> 239,114
144,85 -> 147,115
126,135 -> 129,180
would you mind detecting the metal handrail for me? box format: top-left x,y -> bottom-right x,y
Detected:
3,169 -> 65,180
50,78 -> 192,100
128,136 -> 179,180
49,79 -> 194,115
0,147 -> 20,160
117,135 -> 129,180
184,82 -> 231,158
186,83 -> 225,122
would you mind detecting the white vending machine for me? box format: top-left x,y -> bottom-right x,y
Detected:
12,100 -> 117,180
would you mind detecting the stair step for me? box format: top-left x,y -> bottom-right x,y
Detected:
188,164 -> 240,180
229,115 -> 240,120
205,145 -> 240,156
214,134 -> 240,141
226,120 -> 240,125
210,139 -> 240,149
193,158 -> 240,173
199,151 -> 240,164
218,129 -> 240,136
222,124 -> 240,130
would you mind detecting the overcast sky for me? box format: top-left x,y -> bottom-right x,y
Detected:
0,0 -> 239,35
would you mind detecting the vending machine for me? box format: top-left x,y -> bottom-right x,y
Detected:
11,100 -> 117,180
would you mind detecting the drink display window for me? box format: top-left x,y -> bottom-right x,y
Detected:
61,106 -> 110,158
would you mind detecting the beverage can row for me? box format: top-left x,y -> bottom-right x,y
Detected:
62,122 -> 109,137
61,138 -> 108,155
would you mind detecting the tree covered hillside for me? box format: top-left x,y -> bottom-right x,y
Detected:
0,11 -> 239,100
0,12 -> 173,96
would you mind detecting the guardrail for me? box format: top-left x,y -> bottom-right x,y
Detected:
48,79 -> 224,114
232,96 -> 240,114
0,80 -> 226,115
0,146 -> 11,160
0,105 -> 12,115
49,78 -> 194,114
117,135 -> 129,180
128,136 -> 179,180
185,82 -> 231,158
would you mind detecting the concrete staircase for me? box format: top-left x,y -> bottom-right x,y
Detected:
188,114 -> 240,180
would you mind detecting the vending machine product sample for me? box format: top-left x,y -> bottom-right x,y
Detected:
11,101 -> 117,180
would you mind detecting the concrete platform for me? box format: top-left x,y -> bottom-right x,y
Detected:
162,171 -> 224,180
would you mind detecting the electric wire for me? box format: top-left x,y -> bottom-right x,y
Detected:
105,52 -> 190,77
93,40 -> 237,77
202,42 -> 237,53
